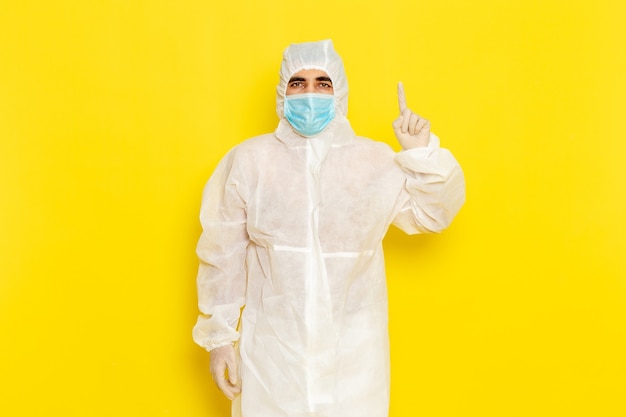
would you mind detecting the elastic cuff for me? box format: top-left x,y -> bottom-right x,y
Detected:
207,341 -> 235,352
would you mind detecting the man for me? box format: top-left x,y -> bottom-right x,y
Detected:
193,39 -> 465,417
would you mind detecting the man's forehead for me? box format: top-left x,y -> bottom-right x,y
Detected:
289,69 -> 331,80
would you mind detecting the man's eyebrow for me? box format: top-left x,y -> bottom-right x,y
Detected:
287,76 -> 333,83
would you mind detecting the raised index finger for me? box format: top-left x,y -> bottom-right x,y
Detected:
397,81 -> 407,113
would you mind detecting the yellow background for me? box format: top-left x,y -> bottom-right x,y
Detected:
1,1 -> 625,416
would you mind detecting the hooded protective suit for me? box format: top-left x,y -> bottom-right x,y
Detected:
193,40 -> 465,417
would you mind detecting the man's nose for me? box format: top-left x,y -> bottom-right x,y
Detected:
304,84 -> 316,93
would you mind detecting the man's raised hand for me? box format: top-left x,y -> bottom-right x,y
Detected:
392,82 -> 431,149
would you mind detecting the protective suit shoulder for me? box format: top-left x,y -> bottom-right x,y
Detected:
212,133 -> 277,172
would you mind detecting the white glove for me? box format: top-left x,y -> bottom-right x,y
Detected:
392,82 -> 431,149
209,344 -> 241,400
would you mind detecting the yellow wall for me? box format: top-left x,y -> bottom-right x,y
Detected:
1,1 -> 625,416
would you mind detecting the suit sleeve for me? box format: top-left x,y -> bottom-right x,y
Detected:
392,133 -> 466,234
192,149 -> 249,351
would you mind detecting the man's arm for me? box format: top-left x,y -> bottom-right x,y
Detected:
390,82 -> 466,233
192,150 -> 248,399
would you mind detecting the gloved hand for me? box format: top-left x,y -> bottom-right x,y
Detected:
392,82 -> 431,149
209,344 -> 241,400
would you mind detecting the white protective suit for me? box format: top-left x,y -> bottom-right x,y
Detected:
193,40 -> 465,417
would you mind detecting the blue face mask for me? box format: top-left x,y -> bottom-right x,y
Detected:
284,93 -> 336,137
